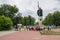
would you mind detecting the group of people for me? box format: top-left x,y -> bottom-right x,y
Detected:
14,24 -> 51,31
27,26 -> 51,31
28,26 -> 45,31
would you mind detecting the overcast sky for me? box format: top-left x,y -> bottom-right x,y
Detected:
0,0 -> 60,21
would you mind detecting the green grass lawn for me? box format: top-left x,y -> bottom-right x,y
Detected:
40,30 -> 60,35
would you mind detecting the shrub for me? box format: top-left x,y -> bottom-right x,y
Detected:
0,15 -> 13,31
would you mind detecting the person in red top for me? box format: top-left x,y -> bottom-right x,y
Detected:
34,25 -> 39,31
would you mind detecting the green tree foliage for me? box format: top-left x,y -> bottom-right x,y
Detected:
0,15 -> 13,31
0,4 -> 18,18
53,11 -> 60,26
0,4 -> 35,28
0,4 -> 19,26
13,14 -> 35,27
43,11 -> 60,27
27,15 -> 35,26
42,13 -> 53,26
13,13 -> 22,25
20,15 -> 35,26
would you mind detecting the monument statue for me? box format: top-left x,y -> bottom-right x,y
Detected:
37,2 -> 43,20
37,8 -> 43,16
37,2 -> 43,27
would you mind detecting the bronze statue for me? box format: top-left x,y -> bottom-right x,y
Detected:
37,2 -> 43,27
37,2 -> 43,17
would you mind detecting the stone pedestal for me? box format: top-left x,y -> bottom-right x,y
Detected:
38,18 -> 42,27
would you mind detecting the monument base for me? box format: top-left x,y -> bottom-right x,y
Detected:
38,18 -> 42,27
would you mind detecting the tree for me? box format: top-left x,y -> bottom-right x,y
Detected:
0,4 -> 19,26
43,11 -> 60,28
28,15 -> 35,26
0,4 -> 18,18
13,12 -> 22,25
43,13 -> 53,26
53,11 -> 60,26
24,15 -> 35,26
0,15 -> 13,31
20,15 -> 35,27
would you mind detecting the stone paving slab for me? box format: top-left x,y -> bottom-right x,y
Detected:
40,35 -> 60,40
0,31 -> 40,40
52,29 -> 60,32
0,31 -> 60,40
0,31 -> 17,36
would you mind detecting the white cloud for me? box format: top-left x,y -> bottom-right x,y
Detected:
0,0 -> 60,22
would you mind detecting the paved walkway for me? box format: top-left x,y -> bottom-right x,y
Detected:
52,29 -> 60,32
0,31 -> 60,40
0,31 -> 16,36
